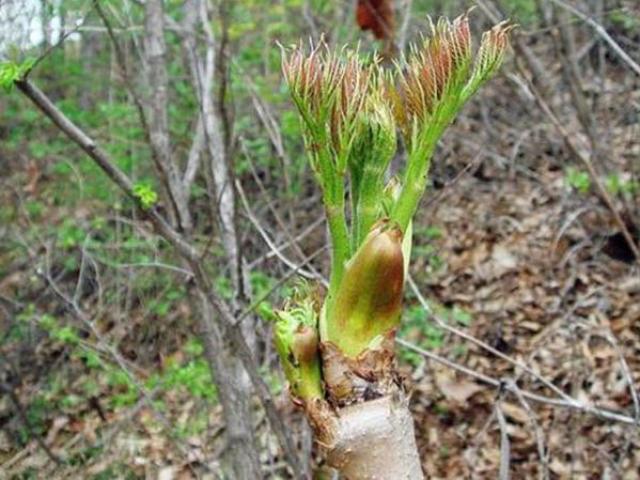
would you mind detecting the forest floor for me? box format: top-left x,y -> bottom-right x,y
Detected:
408,164 -> 640,479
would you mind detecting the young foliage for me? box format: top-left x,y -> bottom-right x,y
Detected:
389,15 -> 513,231
322,220 -> 404,357
0,57 -> 34,92
278,14 -> 511,404
273,286 -> 323,401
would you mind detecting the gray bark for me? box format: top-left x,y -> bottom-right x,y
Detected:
142,1 -> 261,475
324,395 -> 423,480
197,292 -> 262,480
79,27 -> 101,110
180,0 -> 257,353
144,0 -> 192,232
198,0 -> 243,301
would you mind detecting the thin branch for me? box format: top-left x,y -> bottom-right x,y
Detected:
505,379 -> 550,480
14,79 -> 199,262
407,275 -> 577,403
546,0 -> 640,76
27,6 -> 94,75
521,75 -> 640,264
95,0 -> 188,229
143,0 -> 192,231
495,400 -> 511,480
0,382 -> 63,465
396,338 -> 636,424
183,116 -> 205,191
236,179 -> 327,285
407,276 -> 640,425
14,78 -> 305,478
247,216 -> 326,270
478,0 -> 639,264
240,138 -> 324,280
234,245 -> 328,328
94,0 -> 149,137
599,332 -> 640,423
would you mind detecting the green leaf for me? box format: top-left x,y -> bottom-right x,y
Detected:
0,57 -> 35,93
132,182 -> 158,209
565,167 -> 591,194
53,325 -> 80,345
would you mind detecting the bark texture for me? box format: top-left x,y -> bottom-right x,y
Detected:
307,334 -> 423,479
197,293 -> 262,479
319,395 -> 423,480
144,0 -> 192,232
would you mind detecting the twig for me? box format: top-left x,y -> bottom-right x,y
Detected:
504,379 -> 550,480
395,338 -> 636,424
240,138 -> 325,280
424,151 -> 482,209
27,6 -> 94,75
234,245 -> 328,328
94,0 -> 149,140
495,399 -> 511,480
236,179 -> 326,285
37,259 -> 195,458
546,0 -> 640,76
247,216 -> 326,270
401,274 -> 638,425
95,0 -> 188,229
521,75 -> 640,264
407,276 -> 578,403
406,278 -> 640,424
478,0 -> 640,264
599,331 -> 640,423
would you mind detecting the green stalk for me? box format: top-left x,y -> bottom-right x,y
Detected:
298,357 -> 323,400
357,164 -> 383,246
323,157 -> 350,310
325,196 -> 349,304
390,141 -> 436,233
391,98 -> 464,232
351,189 -> 361,253
273,295 -> 324,402
311,130 -> 350,306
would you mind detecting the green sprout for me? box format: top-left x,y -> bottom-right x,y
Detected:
133,182 -> 158,209
273,287 -> 323,402
277,14 -> 511,390
0,57 -> 35,92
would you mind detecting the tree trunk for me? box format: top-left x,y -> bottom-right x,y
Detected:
143,1 -> 261,474
305,336 -> 424,480
321,395 -> 422,480
14,78 -> 303,478
180,0 -> 257,353
197,292 -> 262,479
143,0 -> 192,232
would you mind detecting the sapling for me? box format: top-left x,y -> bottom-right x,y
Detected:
276,14 -> 511,479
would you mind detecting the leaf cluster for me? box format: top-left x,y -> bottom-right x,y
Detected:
282,14 -> 512,293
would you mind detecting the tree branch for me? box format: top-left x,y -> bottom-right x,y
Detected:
14,78 -> 306,478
